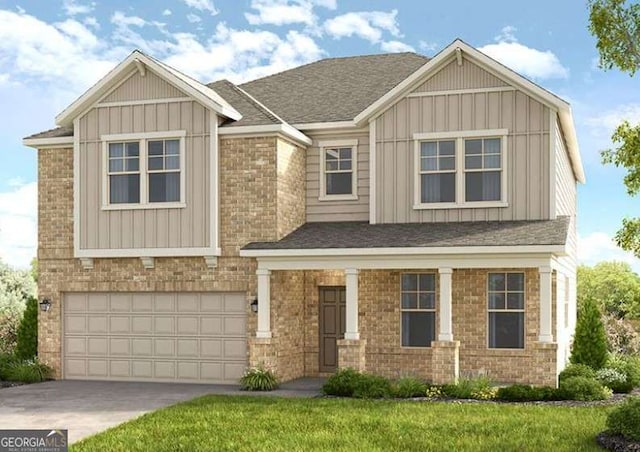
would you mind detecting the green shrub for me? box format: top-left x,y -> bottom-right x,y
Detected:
570,296 -> 608,369
14,297 -> 37,360
322,368 -> 361,397
606,397 -> 640,441
559,363 -> 596,382
2,358 -> 52,383
239,367 -> 278,391
392,377 -> 427,398
0,353 -> 18,380
352,374 -> 392,399
557,376 -> 612,401
497,384 -> 545,402
442,376 -> 493,399
609,354 -> 640,389
596,367 -> 633,393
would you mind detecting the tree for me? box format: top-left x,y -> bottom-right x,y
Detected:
571,296 -> 609,369
578,262 -> 640,318
14,297 -> 38,360
0,260 -> 36,316
588,0 -> 640,256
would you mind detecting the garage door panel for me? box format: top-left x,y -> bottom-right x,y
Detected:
87,337 -> 107,355
110,338 -> 130,355
154,317 -> 174,334
64,292 -> 247,383
154,338 -> 175,357
65,294 -> 87,312
88,316 -> 108,333
87,294 -> 108,312
66,316 -> 87,334
154,361 -> 175,379
177,294 -> 199,312
65,337 -> 86,355
131,316 -> 152,334
110,294 -> 131,312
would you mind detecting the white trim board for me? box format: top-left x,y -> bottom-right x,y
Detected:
23,136 -> 74,148
75,247 -> 222,258
218,124 -> 312,146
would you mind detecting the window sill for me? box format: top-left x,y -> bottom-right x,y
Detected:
413,201 -> 508,210
319,194 -> 358,202
101,202 -> 187,211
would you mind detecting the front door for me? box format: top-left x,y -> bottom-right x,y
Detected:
319,286 -> 346,373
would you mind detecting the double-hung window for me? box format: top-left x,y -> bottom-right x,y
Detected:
319,139 -> 358,200
413,129 -> 507,209
488,272 -> 525,349
401,273 -> 436,347
102,131 -> 185,209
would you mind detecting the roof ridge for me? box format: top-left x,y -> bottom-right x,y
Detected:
236,51 -> 429,88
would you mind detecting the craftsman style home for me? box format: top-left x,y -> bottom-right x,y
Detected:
25,39 -> 583,387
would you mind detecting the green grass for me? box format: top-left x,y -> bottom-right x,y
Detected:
72,396 -> 611,452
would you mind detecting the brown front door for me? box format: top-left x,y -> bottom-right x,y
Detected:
319,286 -> 346,373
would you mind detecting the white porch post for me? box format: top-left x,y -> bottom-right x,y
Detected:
539,265 -> 553,343
344,268 -> 360,340
256,269 -> 271,339
438,267 -> 454,341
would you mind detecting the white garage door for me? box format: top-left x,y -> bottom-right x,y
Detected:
63,292 -> 247,383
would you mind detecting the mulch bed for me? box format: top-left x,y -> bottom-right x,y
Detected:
0,380 -> 25,389
597,432 -> 640,451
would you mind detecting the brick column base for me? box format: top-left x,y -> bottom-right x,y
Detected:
337,339 -> 366,372
248,337 -> 277,373
431,340 -> 460,384
531,341 -> 559,387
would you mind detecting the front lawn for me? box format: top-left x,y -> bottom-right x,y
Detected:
73,396 -> 610,451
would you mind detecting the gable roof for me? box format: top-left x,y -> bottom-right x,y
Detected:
55,50 -> 241,127
209,80 -> 282,127
352,39 -> 585,183
242,217 -> 570,252
236,52 -> 429,124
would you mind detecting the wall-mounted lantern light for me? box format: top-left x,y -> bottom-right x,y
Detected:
39,298 -> 52,312
250,298 -> 258,313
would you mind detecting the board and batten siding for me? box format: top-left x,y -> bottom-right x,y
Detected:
413,58 -> 510,92
101,70 -> 187,103
77,100 -> 212,250
305,131 -> 370,222
374,70 -> 551,223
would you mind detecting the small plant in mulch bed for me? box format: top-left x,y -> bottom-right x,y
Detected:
441,375 -> 496,400
597,397 -> 640,451
392,377 -> 428,398
0,356 -> 52,383
240,366 -> 279,391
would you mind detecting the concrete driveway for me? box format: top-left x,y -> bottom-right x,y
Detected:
0,379 -> 323,443
0,380 -> 240,443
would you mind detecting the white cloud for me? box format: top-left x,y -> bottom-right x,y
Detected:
245,0 -> 334,27
585,103 -> 640,133
479,26 -> 569,80
0,182 -> 37,269
418,40 -> 437,53
181,0 -> 218,15
162,9 -> 172,16
0,74 -> 9,85
381,40 -> 414,53
186,14 -> 202,23
324,10 -> 401,43
579,231 -> 640,273
83,16 -> 99,29
62,0 -> 94,16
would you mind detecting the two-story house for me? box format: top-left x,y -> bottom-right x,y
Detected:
24,39 -> 583,387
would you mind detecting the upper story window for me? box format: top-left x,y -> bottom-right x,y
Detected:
413,129 -> 508,210
319,139 -> 358,201
102,131 -> 186,210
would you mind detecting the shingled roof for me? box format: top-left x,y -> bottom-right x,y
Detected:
237,52 -> 429,124
243,218 -> 570,251
208,80 -> 282,127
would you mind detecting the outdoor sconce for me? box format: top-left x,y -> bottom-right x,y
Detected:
250,298 -> 258,313
39,298 -> 52,312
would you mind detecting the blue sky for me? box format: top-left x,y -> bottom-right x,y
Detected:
0,0 -> 639,269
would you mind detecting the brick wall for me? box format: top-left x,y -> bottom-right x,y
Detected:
37,136 -> 306,379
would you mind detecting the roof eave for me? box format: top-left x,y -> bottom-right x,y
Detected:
22,135 -> 74,149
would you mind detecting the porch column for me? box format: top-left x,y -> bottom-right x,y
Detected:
344,268 -> 359,340
539,265 -> 553,343
256,269 -> 271,339
438,267 -> 453,341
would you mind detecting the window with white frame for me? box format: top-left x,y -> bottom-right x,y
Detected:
102,131 -> 185,209
419,140 -> 456,203
488,272 -> 525,349
401,273 -> 436,347
319,139 -> 357,199
413,129 -> 507,209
